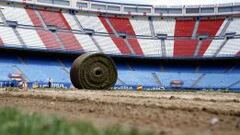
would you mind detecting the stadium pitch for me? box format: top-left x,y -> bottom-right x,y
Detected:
0,89 -> 239,135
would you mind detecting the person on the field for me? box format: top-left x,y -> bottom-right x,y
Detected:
137,84 -> 143,91
22,80 -> 28,91
18,79 -> 28,91
48,78 -> 52,88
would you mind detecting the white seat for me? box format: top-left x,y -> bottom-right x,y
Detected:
94,35 -> 121,54
0,26 -> 21,47
130,17 -> 151,36
17,28 -> 46,49
1,5 -> 33,26
74,34 -> 99,52
137,39 -> 162,56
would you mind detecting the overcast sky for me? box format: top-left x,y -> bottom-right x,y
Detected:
99,0 -> 240,5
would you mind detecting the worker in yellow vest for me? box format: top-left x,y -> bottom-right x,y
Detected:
137,84 -> 143,91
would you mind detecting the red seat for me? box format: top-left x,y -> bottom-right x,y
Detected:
57,32 -> 82,51
108,17 -> 135,35
174,20 -> 196,57
111,37 -> 131,54
174,39 -> 198,57
237,51 -> 240,56
0,37 -> 3,46
39,10 -> 71,30
37,30 -> 62,49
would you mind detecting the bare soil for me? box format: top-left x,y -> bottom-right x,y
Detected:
0,89 -> 240,135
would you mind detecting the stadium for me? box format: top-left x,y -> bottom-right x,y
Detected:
0,0 -> 240,135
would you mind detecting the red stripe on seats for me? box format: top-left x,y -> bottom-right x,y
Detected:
108,17 -> 143,55
197,19 -> 224,56
108,17 -> 136,35
174,40 -> 198,57
127,39 -> 144,55
26,8 -> 62,49
111,37 -> 131,54
237,51 -> 240,56
99,16 -> 131,54
0,37 -> 3,46
39,10 -> 71,30
174,20 -> 196,57
57,32 -> 82,51
174,20 -> 195,37
37,30 -> 62,49
25,8 -> 43,27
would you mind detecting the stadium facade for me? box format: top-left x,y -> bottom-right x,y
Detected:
0,0 -> 240,91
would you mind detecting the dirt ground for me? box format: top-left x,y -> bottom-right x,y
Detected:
0,89 -> 240,135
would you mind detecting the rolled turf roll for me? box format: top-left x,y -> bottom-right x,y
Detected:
70,53 -> 118,90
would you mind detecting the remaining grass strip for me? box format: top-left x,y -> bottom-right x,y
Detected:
0,107 -> 153,135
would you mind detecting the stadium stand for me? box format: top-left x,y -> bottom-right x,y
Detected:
117,70 -> 158,87
156,72 -> 202,88
0,54 -> 71,88
0,0 -> 240,91
0,3 -> 239,57
0,52 -> 239,90
196,74 -> 240,89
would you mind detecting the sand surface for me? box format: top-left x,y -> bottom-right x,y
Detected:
0,89 -> 239,135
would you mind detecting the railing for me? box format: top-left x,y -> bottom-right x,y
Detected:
2,0 -> 240,17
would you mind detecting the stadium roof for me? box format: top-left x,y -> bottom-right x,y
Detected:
98,0 -> 239,6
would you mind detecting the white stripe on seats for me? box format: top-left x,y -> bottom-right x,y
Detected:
225,18 -> 240,34
62,12 -> 80,30
0,26 -> 21,47
153,18 -> 176,36
130,17 -> 151,36
94,36 -> 120,54
204,40 -> 224,57
1,5 -> 33,26
218,38 -> 240,56
165,40 -> 174,57
137,39 -> 162,56
74,34 -> 99,52
17,28 -> 46,49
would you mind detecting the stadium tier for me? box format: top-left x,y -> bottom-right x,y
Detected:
0,54 -> 240,90
0,2 -> 240,58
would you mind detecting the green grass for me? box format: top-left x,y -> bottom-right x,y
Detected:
0,107 -> 153,135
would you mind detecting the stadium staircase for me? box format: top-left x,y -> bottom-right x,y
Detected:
151,72 -> 163,87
